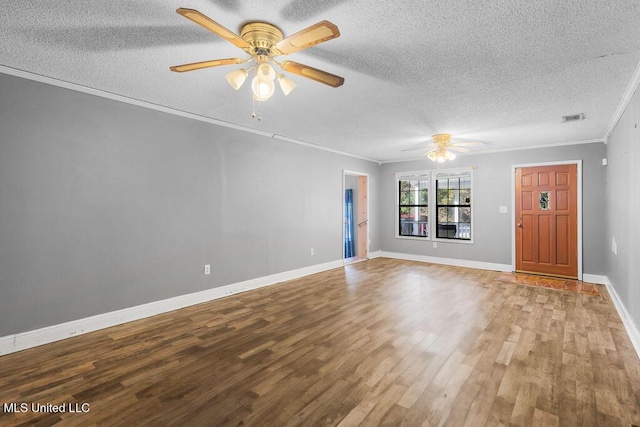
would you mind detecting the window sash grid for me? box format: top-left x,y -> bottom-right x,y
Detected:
398,179 -> 429,238
435,175 -> 471,241
396,169 -> 472,242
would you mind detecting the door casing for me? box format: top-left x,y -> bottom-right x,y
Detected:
343,170 -> 369,261
511,160 -> 583,280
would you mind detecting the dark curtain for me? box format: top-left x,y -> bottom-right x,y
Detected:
344,189 -> 355,258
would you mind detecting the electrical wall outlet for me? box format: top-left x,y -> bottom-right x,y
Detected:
204,264 -> 211,275
310,248 -> 315,256
432,242 -> 438,248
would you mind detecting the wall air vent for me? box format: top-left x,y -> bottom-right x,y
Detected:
562,113 -> 585,122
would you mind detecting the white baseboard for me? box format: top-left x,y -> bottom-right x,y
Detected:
5,256 -> 637,363
602,277 -> 640,359
379,251 -> 512,272
582,273 -> 608,285
368,250 -> 382,259
0,259 -> 344,356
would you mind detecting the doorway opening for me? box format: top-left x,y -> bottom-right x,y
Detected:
343,171 -> 369,265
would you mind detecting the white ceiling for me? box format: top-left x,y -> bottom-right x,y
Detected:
1,0 -> 639,162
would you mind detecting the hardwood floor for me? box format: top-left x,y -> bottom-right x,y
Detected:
1,258 -> 639,426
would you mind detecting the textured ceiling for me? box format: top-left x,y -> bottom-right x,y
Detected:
1,0 -> 639,162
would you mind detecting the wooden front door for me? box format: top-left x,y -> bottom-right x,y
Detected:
515,164 -> 578,278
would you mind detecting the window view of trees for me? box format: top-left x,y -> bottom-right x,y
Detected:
399,178 -> 428,237
396,170 -> 472,241
436,175 -> 471,240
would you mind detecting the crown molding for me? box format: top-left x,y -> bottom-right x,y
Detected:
602,57 -> 640,141
380,138 -> 605,164
0,65 -> 380,165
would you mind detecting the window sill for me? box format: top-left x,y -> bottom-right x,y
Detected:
395,235 -> 431,241
432,238 -> 474,245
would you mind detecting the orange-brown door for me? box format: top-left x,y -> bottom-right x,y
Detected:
515,164 -> 578,278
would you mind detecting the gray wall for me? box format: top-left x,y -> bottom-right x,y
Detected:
381,143 -> 607,273
0,71 -> 622,339
0,73 -> 380,336
606,85 -> 640,327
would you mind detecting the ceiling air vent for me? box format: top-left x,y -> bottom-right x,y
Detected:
562,113 -> 585,122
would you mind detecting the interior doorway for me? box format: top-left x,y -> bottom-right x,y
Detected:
513,162 -> 581,279
343,171 -> 369,264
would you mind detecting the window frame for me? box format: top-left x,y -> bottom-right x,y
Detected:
395,172 -> 430,240
433,169 -> 473,244
395,168 -> 474,244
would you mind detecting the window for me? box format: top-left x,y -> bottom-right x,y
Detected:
396,168 -> 473,242
435,171 -> 472,240
398,174 -> 429,238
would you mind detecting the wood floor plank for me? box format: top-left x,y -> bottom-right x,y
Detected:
1,258 -> 639,426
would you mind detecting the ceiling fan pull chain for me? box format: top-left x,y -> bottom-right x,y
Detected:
251,95 -> 256,119
251,96 -> 262,121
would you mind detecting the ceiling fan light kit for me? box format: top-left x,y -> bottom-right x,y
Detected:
225,68 -> 248,90
427,148 -> 456,163
419,133 -> 485,163
277,74 -> 297,96
170,8 -> 344,118
251,73 -> 275,101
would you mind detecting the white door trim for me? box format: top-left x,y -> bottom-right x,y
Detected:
511,160 -> 583,280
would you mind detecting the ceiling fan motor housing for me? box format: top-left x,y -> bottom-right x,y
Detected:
240,22 -> 284,55
432,133 -> 452,145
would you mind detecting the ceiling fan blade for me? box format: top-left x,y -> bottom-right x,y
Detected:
280,60 -> 344,87
275,21 -> 340,55
448,146 -> 469,153
452,141 -> 484,147
176,8 -> 250,50
170,58 -> 245,73
401,145 -> 435,152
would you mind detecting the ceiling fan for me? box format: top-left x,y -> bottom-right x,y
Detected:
402,134 -> 485,162
170,8 -> 344,110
